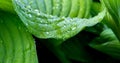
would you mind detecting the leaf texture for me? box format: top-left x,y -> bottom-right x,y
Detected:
89,29 -> 120,59
13,0 -> 106,40
0,11 -> 38,63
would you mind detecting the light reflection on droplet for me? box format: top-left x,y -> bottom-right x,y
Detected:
28,14 -> 32,17
26,5 -> 31,9
46,32 -> 49,34
63,26 -> 66,28
34,9 -> 39,13
25,23 -> 28,26
72,27 -> 76,30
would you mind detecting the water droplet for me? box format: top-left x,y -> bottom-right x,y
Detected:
39,20 -> 46,23
28,14 -> 32,17
53,4 -> 59,9
46,32 -> 49,34
34,9 -> 41,16
29,1 -> 34,4
26,5 -> 31,9
61,17 -> 65,19
63,26 -> 66,28
37,13 -> 40,16
25,23 -> 28,26
34,9 -> 39,13
72,27 -> 76,30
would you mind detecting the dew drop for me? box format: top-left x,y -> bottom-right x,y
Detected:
37,13 -> 40,16
61,16 -> 65,19
46,32 -> 49,34
71,27 -> 76,30
39,20 -> 46,23
28,14 -> 32,17
25,23 -> 28,26
26,5 -> 31,9
34,9 -> 41,16
63,25 -> 66,28
34,9 -> 39,13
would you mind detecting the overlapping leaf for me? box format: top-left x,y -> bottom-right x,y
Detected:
0,11 -> 38,63
89,29 -> 120,59
101,0 -> 120,40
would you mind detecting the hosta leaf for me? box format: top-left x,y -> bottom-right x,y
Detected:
13,0 -> 106,40
101,0 -> 120,25
101,0 -> 120,41
91,2 -> 103,16
0,11 -> 38,63
0,0 -> 15,14
89,29 -> 120,59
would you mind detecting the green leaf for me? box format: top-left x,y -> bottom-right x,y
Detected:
13,0 -> 106,40
101,0 -> 120,41
89,29 -> 120,59
0,11 -> 38,63
101,0 -> 120,25
90,2 -> 102,16
0,0 -> 15,14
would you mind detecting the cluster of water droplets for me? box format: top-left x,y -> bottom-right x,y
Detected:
15,0 -> 83,39
52,0 -> 61,11
13,0 -> 106,39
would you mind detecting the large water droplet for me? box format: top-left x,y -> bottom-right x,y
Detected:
34,9 -> 39,13
46,32 -> 49,35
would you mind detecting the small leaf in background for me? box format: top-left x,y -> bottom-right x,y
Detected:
101,0 -> 120,24
101,0 -> 120,41
89,29 -> 120,59
90,1 -> 102,16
